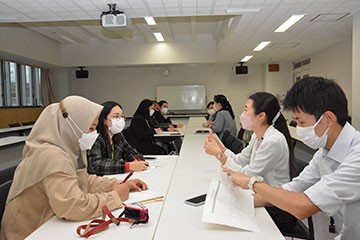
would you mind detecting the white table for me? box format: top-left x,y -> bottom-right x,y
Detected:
0,136 -> 26,147
26,155 -> 179,240
154,117 -> 285,240
26,117 -> 284,240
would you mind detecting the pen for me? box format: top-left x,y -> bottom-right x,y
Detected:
122,171 -> 134,183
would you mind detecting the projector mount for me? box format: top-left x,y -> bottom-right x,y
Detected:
100,3 -> 123,17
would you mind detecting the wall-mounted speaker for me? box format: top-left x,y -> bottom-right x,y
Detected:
76,67 -> 88,79
235,65 -> 248,75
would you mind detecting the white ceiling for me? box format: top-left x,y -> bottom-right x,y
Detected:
1,0 -> 360,65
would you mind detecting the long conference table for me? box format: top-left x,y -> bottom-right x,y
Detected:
26,117 -> 284,240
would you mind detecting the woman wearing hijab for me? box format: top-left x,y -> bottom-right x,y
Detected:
124,99 -> 165,155
0,96 -> 147,240
87,101 -> 148,176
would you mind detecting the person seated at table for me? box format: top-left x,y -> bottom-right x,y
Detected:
207,94 -> 237,139
124,99 -> 166,155
156,100 -> 183,129
204,92 -> 297,232
87,101 -> 148,176
0,96 -> 148,240
224,77 -> 360,240
205,101 -> 216,121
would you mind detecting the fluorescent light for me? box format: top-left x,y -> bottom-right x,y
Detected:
144,17 -> 156,25
154,32 -> 164,42
274,15 -> 305,32
241,55 -> 253,62
226,8 -> 261,13
253,41 -> 271,51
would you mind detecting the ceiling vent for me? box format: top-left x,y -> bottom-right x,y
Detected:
310,13 -> 350,22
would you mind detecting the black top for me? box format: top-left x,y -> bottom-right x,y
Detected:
125,115 -> 164,155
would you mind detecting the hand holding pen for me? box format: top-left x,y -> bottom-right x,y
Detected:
122,171 -> 134,183
129,156 -> 149,171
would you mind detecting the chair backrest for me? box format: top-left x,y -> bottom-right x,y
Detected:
8,123 -> 21,127
0,165 -> 17,184
281,149 -> 315,240
0,180 -> 12,225
169,137 -> 183,155
21,121 -> 35,126
222,130 -> 245,154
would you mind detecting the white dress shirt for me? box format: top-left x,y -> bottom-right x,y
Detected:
224,125 -> 290,187
282,123 -> 360,240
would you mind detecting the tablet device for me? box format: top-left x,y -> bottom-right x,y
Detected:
184,194 -> 206,206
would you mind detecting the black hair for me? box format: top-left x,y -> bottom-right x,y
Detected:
158,100 -> 168,107
249,92 -> 296,179
213,94 -> 235,119
134,99 -> 154,125
206,101 -> 214,109
97,101 -> 123,155
283,76 -> 348,126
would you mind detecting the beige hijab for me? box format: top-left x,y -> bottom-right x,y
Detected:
7,96 -> 103,202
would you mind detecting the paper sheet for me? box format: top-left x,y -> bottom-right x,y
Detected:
124,189 -> 163,205
202,169 -> 259,232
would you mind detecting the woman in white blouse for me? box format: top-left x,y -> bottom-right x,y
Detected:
205,91 -> 296,184
204,92 -> 297,232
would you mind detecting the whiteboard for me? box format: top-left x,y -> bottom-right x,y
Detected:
156,85 -> 206,111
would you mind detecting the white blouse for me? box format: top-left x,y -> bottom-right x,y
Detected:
224,125 -> 290,187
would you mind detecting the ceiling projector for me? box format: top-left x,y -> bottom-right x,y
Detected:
100,3 -> 128,28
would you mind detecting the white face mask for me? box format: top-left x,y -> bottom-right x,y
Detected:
161,107 -> 168,114
79,130 -> 99,151
149,109 -> 155,116
109,117 -> 125,134
296,115 -> 329,149
207,109 -> 216,115
66,116 -> 99,151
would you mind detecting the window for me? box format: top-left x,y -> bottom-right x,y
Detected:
20,65 -> 33,106
3,61 -> 20,106
0,64 -> 3,107
33,67 -> 42,106
0,61 -> 43,107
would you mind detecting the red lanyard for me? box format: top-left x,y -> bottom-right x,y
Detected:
77,205 -> 149,238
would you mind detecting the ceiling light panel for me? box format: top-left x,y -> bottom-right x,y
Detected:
274,14 -> 305,32
154,32 -> 164,41
253,41 -> 271,51
145,16 -> 156,25
241,55 -> 253,62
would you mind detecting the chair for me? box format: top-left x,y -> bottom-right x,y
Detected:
0,165 -> 17,227
21,120 -> 35,126
0,165 -> 17,184
8,123 -> 21,128
169,137 -> 183,155
281,149 -> 315,240
222,130 -> 245,154
0,180 -> 12,225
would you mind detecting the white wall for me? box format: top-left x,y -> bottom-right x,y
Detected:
60,37 -> 217,66
51,64 -> 264,127
309,37 -> 353,115
352,12 -> 360,129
